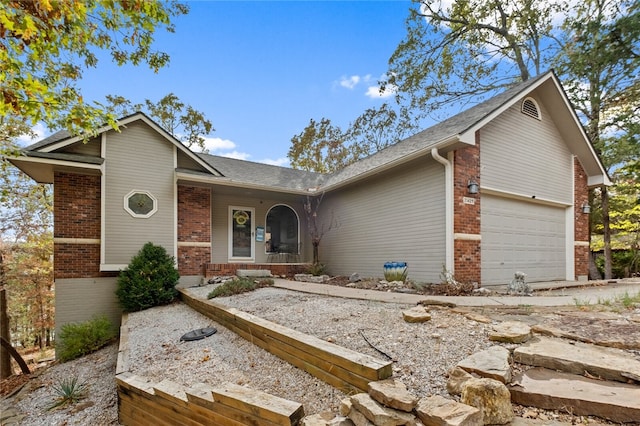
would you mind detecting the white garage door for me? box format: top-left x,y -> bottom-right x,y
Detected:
481,195 -> 566,285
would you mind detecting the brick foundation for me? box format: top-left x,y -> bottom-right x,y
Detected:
205,263 -> 309,278
452,133 -> 481,284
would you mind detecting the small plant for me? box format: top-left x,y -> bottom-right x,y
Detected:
207,277 -> 274,298
116,242 -> 180,312
434,265 -> 475,295
619,290 -> 640,308
56,315 -> 116,362
307,262 -> 326,276
48,377 -> 88,410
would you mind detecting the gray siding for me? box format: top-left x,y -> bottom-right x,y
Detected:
104,122 -> 175,265
177,150 -> 208,172
210,193 -> 309,263
55,277 -> 121,338
481,99 -> 573,204
60,137 -> 101,156
319,157 -> 445,282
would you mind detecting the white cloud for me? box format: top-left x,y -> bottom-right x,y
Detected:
219,150 -> 251,161
365,83 -> 396,99
260,157 -> 290,167
339,75 -> 361,89
16,123 -> 47,147
202,136 -> 236,153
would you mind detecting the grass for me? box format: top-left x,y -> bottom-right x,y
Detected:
573,289 -> 640,311
207,277 -> 274,298
48,377 -> 88,410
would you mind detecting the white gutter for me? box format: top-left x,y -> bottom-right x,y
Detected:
431,148 -> 453,272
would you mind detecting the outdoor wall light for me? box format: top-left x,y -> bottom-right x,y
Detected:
581,202 -> 591,214
467,179 -> 479,195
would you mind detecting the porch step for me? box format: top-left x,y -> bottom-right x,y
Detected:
236,269 -> 272,278
513,336 -> 640,383
510,367 -> 640,423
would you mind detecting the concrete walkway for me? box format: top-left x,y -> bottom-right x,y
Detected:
271,278 -> 640,307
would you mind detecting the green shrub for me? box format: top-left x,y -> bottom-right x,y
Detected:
307,262 -> 326,276
116,242 -> 180,312
56,315 -> 115,362
207,277 -> 273,298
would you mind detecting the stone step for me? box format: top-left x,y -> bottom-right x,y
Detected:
510,367 -> 640,423
236,269 -> 272,278
514,336 -> 640,383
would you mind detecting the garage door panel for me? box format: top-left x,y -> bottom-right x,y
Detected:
481,196 -> 566,285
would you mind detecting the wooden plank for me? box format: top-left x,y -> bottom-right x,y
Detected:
212,382 -> 305,426
185,384 -> 249,426
119,398 -> 173,426
119,390 -> 198,426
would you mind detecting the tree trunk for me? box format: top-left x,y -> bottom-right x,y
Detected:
1,250 -> 13,379
601,188 -> 613,279
312,241 -> 319,266
588,251 -> 602,280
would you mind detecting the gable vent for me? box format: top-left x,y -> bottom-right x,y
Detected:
521,97 -> 541,120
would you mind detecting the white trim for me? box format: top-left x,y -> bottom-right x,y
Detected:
177,241 -> 211,247
7,155 -> 102,171
100,264 -> 127,271
454,233 -> 481,241
100,133 -> 107,266
173,148 -> 178,261
40,113 -> 222,177
54,238 -> 101,244
521,97 -> 542,120
209,188 -> 213,263
431,148 -> 453,272
574,241 -> 590,246
566,155 -> 576,280
228,206 -> 255,262
175,171 -> 312,195
481,186 -> 572,207
123,189 -> 158,218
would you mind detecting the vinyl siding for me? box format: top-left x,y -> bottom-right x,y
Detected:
320,157 -> 445,282
55,277 -> 121,338
59,137 -> 101,156
481,99 -> 573,204
210,193 -> 309,264
176,150 -> 208,172
104,122 -> 175,264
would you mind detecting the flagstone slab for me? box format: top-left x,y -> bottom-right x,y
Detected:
457,346 -> 511,384
510,367 -> 640,423
514,336 -> 640,383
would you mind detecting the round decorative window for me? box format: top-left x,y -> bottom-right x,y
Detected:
124,190 -> 158,218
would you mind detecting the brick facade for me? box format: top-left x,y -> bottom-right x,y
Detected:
574,159 -> 590,278
53,172 -> 109,279
177,185 -> 212,276
205,263 -> 308,278
452,132 -> 481,284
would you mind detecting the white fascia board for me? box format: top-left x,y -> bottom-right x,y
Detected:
7,155 -> 102,171
174,171 -> 312,196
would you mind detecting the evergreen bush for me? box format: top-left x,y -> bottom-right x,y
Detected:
56,315 -> 115,362
116,242 -> 179,312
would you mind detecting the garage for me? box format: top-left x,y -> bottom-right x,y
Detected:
481,195 -> 567,285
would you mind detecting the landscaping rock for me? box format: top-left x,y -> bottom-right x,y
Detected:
489,321 -> 532,344
514,336 -> 640,383
347,407 -> 375,426
294,274 -> 330,283
350,393 -> 417,426
368,379 -> 419,412
402,307 -> 432,323
446,366 -> 475,396
464,312 -> 493,324
460,378 -> 514,425
510,367 -> 640,423
340,397 -> 353,416
350,273 -> 362,283
456,346 -> 511,383
302,413 -> 335,426
328,416 -> 356,426
415,395 -> 483,426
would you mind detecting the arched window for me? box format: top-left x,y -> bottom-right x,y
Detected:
265,205 -> 299,255
521,97 -> 541,120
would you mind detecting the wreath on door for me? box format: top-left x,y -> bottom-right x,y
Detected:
233,210 -> 249,226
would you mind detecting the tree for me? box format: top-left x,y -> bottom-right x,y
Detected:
386,0 -> 563,119
105,93 -> 214,152
303,194 -> 338,267
288,118 -> 352,173
554,0 -> 640,278
0,0 -> 189,142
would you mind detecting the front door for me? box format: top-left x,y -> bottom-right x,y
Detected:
229,206 -> 254,261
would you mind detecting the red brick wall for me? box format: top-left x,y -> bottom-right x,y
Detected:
574,159 -> 590,278
53,172 -> 108,279
177,185 -> 211,275
205,263 -> 308,278
452,133 -> 481,284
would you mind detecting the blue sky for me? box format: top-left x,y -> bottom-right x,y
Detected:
29,1 -> 415,166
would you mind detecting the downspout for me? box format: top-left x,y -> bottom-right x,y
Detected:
431,148 -> 453,273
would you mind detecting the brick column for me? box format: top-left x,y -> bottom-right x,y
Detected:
452,132 -> 481,284
574,159 -> 590,279
53,172 -> 104,279
177,185 -> 211,276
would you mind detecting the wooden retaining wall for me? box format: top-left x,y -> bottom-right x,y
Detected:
179,288 -> 393,394
116,314 -> 305,425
